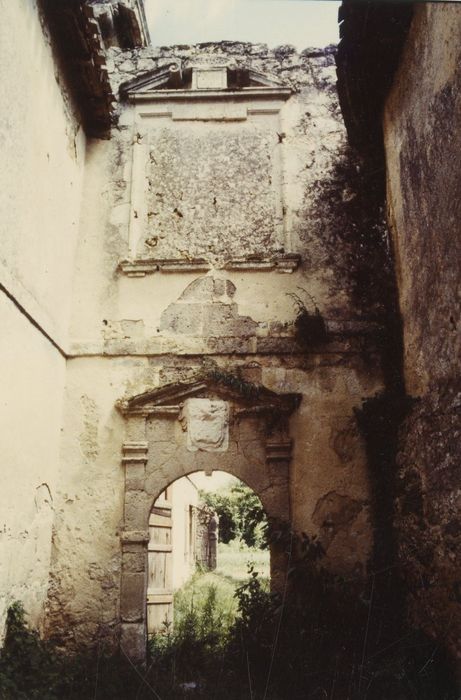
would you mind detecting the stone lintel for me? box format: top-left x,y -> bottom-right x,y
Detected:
122,441 -> 148,464
121,530 -> 150,545
266,440 -> 292,462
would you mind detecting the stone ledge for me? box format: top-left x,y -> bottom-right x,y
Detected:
122,441 -> 148,464
127,87 -> 292,103
266,440 -> 292,461
120,530 -> 150,544
119,254 -> 301,276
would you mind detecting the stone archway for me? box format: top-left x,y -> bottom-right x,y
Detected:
117,371 -> 301,662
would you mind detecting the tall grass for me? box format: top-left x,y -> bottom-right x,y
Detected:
1,536 -> 458,699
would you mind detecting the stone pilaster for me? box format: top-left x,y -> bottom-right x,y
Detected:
120,440 -> 149,663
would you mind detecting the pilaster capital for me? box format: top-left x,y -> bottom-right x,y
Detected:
266,439 -> 292,462
120,530 -> 150,545
122,441 -> 148,464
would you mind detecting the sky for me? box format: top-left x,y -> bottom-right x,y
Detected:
145,0 -> 341,50
189,471 -> 239,493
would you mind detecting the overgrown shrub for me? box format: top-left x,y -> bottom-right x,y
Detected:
201,482 -> 269,548
1,544 -> 459,700
287,289 -> 328,347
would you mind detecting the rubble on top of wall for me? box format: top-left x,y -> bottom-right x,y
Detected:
104,41 -> 339,96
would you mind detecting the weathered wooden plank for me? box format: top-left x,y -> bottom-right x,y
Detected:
148,543 -> 172,552
149,514 -> 173,527
147,594 -> 174,604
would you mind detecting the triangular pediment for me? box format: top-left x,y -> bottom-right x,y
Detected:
117,371 -> 301,415
120,62 -> 291,100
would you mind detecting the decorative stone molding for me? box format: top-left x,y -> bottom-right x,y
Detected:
120,530 -> 150,545
121,441 -> 148,464
224,254 -> 301,273
119,254 -> 301,277
119,258 -> 211,277
117,374 -> 301,417
120,62 -> 292,102
117,373 -> 301,663
266,439 -> 293,462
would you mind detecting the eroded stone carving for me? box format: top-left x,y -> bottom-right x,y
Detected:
183,398 -> 229,452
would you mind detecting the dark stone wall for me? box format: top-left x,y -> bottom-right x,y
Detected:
337,1 -> 461,671
383,6 -> 461,666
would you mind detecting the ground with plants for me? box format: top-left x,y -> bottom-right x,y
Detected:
0,532 -> 458,699
173,540 -> 270,636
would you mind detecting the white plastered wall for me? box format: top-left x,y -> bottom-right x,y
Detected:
0,0 -> 86,638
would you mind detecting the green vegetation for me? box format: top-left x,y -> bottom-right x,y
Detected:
173,541 -> 269,633
201,482 -> 269,548
0,535 -> 458,699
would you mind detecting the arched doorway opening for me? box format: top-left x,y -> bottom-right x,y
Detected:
147,471 -> 270,637
117,372 -> 301,661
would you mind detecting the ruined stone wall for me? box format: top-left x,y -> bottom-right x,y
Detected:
0,0 -> 86,639
45,41 -> 386,649
383,5 -> 461,663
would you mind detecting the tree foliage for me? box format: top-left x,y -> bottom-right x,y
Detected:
200,482 -> 268,549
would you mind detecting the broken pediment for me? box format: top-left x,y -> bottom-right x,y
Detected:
117,370 -> 301,416
119,58 -> 291,101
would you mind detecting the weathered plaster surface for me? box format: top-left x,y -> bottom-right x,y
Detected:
0,0 -> 86,640
0,294 -> 65,640
0,27 -> 387,653
0,0 -> 86,348
46,349 -> 382,650
385,6 -> 461,398
69,43 -> 362,349
142,124 -> 282,261
384,5 -> 461,662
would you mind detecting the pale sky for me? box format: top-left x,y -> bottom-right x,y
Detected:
189,470 -> 239,492
145,0 -> 340,50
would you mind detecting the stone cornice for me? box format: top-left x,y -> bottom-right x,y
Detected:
117,374 -> 302,417
127,87 -> 292,104
39,0 -> 116,136
120,530 -> 150,544
266,439 -> 293,462
119,254 -> 301,276
121,441 -> 148,463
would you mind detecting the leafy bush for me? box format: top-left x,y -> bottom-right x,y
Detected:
1,542 -> 459,699
201,482 -> 269,548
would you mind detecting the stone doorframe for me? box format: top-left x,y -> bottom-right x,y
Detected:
116,371 -> 301,663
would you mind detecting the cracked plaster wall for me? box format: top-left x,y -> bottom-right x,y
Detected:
0,293 -> 65,642
44,41 -> 387,648
0,0 -> 86,641
69,42 -> 364,350
384,5 -> 461,662
46,349 -> 384,649
0,0 -> 86,348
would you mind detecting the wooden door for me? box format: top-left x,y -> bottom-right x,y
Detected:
147,491 -> 173,635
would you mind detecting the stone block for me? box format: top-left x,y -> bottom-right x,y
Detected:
120,623 -> 146,664
179,276 -> 214,301
160,303 -> 203,335
125,463 -> 146,490
124,490 -> 150,529
123,551 -> 146,574
120,572 -> 146,622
